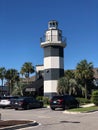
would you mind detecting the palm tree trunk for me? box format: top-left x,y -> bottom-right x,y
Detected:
85,82 -> 88,99
9,81 -> 11,95
2,79 -> 3,95
9,80 -> 12,95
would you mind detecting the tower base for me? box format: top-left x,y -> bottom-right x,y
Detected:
44,92 -> 57,99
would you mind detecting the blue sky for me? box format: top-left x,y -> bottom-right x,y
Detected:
0,0 -> 98,73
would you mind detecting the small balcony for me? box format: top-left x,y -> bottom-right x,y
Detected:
40,35 -> 66,48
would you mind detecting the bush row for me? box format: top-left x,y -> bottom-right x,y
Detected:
91,90 -> 98,106
76,97 -> 91,105
36,96 -> 50,105
36,90 -> 98,106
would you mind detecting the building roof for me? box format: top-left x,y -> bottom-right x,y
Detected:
93,68 -> 98,79
23,78 -> 43,92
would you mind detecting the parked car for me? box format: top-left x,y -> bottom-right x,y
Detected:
13,97 -> 43,110
0,96 -> 19,109
50,95 -> 79,110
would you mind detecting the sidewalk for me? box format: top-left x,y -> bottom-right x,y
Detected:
80,103 -> 95,108
63,103 -> 95,114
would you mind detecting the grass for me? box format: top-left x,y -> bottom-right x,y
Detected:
68,106 -> 98,113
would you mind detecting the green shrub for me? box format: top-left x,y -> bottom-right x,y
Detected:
36,96 -> 50,105
43,96 -> 50,105
36,96 -> 43,101
91,90 -> 98,106
76,97 -> 91,105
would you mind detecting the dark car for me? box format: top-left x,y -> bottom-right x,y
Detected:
50,95 -> 79,110
13,97 -> 43,110
0,96 -> 19,109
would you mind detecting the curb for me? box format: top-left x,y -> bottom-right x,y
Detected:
63,109 -> 98,114
80,103 -> 95,108
63,111 -> 81,114
0,120 -> 39,130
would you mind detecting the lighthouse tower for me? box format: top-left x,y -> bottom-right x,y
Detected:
41,20 -> 66,98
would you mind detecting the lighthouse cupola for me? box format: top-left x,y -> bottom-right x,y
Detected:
48,20 -> 58,29
41,20 -> 66,48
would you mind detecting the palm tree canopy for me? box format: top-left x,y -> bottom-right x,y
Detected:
75,59 -> 94,80
57,77 -> 69,95
5,69 -> 19,95
69,79 -> 77,87
20,62 -> 35,78
0,67 -> 6,86
75,59 -> 94,99
69,78 -> 78,95
5,69 -> 19,82
0,67 -> 6,80
64,70 -> 75,80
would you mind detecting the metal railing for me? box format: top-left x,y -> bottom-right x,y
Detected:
40,35 -> 66,43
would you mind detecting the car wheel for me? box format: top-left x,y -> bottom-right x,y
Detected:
40,102 -> 43,108
63,105 -> 69,110
15,108 -> 18,110
62,106 -> 65,110
26,105 -> 30,110
51,107 -> 55,110
77,103 -> 79,108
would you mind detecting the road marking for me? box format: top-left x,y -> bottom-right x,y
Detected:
18,123 -> 41,130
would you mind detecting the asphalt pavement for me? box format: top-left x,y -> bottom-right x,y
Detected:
0,104 -> 98,130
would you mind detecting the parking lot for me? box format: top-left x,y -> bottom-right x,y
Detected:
0,107 -> 98,130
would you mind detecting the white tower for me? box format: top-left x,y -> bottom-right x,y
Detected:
41,20 -> 66,98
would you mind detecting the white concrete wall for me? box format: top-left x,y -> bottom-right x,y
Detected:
44,80 -> 58,93
44,57 -> 64,69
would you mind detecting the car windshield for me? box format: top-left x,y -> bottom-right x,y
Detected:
16,98 -> 24,101
52,96 -> 64,100
1,96 -> 18,100
16,97 -> 30,100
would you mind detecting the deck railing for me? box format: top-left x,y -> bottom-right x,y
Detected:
40,35 -> 66,43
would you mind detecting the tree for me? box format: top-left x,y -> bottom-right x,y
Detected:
57,77 -> 69,95
64,70 -> 79,96
20,62 -> 35,83
0,67 -> 6,95
69,78 -> 78,95
75,59 -> 94,99
0,67 -> 6,86
64,70 -> 75,80
5,69 -> 19,95
12,82 -> 26,96
58,70 -> 79,96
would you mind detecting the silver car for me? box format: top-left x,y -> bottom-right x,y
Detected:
0,96 -> 19,108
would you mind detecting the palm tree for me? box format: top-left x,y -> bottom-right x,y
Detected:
64,70 -> 75,80
20,62 -> 35,83
75,59 -> 94,99
12,82 -> 26,96
69,78 -> 78,95
64,70 -> 79,96
5,69 -> 19,95
57,77 -> 69,95
0,67 -> 6,86
0,67 -> 6,95
58,70 -> 78,96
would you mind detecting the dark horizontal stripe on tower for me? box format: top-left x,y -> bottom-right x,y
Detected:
44,45 -> 64,57
44,68 -> 64,80
44,92 -> 57,99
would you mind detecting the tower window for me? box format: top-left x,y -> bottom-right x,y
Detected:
53,22 -> 55,26
46,70 -> 49,73
48,21 -> 58,29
